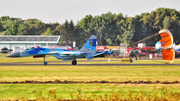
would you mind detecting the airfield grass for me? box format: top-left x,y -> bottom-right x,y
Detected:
1,55 -> 180,100
0,65 -> 180,100
0,66 -> 180,82
1,84 -> 180,100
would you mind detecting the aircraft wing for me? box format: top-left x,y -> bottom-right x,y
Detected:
57,51 -> 87,57
50,51 -> 104,60
93,52 -> 105,56
57,51 -> 104,57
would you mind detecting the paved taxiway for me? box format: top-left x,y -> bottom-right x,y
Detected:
0,60 -> 180,66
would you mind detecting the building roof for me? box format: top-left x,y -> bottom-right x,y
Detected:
0,35 -> 60,43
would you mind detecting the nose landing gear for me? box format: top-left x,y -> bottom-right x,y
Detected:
44,62 -> 48,65
43,55 -> 49,65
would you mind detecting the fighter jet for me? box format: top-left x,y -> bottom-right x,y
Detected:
7,35 -> 104,65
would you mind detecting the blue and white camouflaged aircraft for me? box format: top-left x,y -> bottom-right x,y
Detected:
7,35 -> 104,65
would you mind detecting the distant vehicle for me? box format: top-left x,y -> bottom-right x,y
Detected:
0,47 -> 12,54
7,35 -> 106,65
129,48 -> 141,60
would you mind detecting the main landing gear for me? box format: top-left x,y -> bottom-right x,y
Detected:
72,60 -> 77,65
43,55 -> 48,65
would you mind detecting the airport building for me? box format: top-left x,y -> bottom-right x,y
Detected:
0,35 -> 60,52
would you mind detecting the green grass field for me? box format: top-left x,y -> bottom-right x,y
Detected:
0,65 -> 180,82
0,55 -> 180,100
1,84 -> 180,100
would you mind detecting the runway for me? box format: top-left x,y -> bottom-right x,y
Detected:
0,60 -> 180,66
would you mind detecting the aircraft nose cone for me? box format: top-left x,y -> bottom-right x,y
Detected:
7,52 -> 20,57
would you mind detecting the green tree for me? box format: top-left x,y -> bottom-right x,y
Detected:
1,7 -> 180,46
0,22 -> 3,32
116,17 -> 135,45
90,12 -> 117,45
51,22 -> 59,31
5,28 -> 12,35
69,20 -> 75,41
169,15 -> 180,44
74,25 -> 82,48
61,20 -> 70,45
77,15 -> 93,47
35,21 -> 45,35
54,25 -> 62,35
132,15 -> 143,42
25,19 -> 40,25
44,27 -> 53,35
18,23 -> 31,35
163,16 -> 170,29
5,23 -> 19,35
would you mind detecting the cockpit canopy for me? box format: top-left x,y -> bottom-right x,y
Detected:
26,46 -> 41,50
26,47 -> 36,50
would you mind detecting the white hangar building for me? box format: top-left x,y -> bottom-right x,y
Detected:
0,35 -> 60,52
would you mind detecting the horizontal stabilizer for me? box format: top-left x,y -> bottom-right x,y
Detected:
93,52 -> 105,56
85,55 -> 94,60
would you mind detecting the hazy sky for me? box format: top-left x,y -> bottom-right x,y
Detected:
0,0 -> 180,24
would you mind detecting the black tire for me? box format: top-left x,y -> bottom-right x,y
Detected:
72,60 -> 77,65
44,62 -> 48,65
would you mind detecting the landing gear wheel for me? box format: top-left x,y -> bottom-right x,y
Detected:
44,62 -> 48,65
72,60 -> 77,65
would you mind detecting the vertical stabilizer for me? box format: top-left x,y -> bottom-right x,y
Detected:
80,35 -> 97,60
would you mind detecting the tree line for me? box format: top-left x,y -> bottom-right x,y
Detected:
0,7 -> 180,48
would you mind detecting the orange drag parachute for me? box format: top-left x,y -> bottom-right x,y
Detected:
159,29 -> 173,49
158,29 -> 174,63
162,49 -> 174,61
